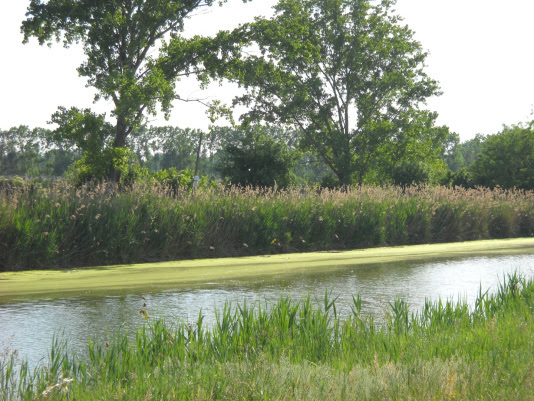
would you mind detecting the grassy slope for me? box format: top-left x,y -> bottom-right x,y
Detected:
1,238 -> 533,301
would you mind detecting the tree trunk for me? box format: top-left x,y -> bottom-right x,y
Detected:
191,131 -> 204,198
109,116 -> 129,183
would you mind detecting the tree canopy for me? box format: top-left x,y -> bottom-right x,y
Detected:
219,0 -> 445,185
21,0 -> 235,181
470,122 -> 534,190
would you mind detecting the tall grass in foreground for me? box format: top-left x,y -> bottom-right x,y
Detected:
2,274 -> 534,400
1,182 -> 534,270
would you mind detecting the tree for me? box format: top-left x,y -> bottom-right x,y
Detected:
216,126 -> 297,188
391,159 -> 431,190
368,120 -> 448,185
0,125 -> 81,177
470,122 -> 534,190
0,126 -> 42,176
441,133 -> 486,172
48,107 -> 121,184
21,0 -> 233,181
41,148 -> 81,176
129,126 -> 205,171
222,0 -> 443,186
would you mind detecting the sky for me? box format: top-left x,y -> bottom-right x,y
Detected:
1,0 -> 533,142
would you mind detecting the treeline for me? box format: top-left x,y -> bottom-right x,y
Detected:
0,124 -> 331,186
441,121 -> 534,190
0,126 -> 80,177
2,120 -> 534,190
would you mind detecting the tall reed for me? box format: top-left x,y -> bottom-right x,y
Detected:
1,182 -> 533,270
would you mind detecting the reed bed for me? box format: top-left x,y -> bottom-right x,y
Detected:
1,182 -> 533,271
2,273 -> 534,400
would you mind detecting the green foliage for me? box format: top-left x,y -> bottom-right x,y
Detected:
220,0 -> 443,185
149,167 -> 214,196
216,126 -> 297,188
320,173 -> 342,189
371,121 -> 449,186
150,167 -> 193,191
210,126 -> 329,185
440,167 -> 473,188
128,125 -> 331,185
129,126 -> 206,172
1,184 -> 533,271
391,160 -> 431,189
292,152 -> 331,185
0,122 -> 328,186
0,125 -> 78,177
0,126 -> 43,176
21,0 -> 235,181
3,275 -> 534,400
50,107 -> 114,155
470,122 -> 534,190
441,133 -> 486,172
66,147 -> 147,187
0,176 -> 26,194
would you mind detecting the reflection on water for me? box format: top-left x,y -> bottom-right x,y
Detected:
1,254 -> 534,369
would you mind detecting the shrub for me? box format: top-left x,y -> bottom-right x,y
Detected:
216,127 -> 297,189
66,147 -> 148,187
391,160 -> 431,190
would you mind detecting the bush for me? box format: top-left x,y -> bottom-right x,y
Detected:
149,168 -> 215,196
391,160 -> 431,190
216,127 -> 297,189
0,176 -> 26,193
66,147 -> 147,187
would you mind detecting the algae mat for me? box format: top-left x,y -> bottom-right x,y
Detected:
1,238 -> 534,301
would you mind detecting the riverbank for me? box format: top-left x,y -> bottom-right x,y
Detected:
1,238 -> 534,301
2,183 -> 534,271
2,273 -> 533,400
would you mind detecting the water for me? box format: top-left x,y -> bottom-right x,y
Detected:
1,253 -> 534,369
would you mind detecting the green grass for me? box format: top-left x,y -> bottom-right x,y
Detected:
2,273 -> 534,400
1,182 -> 534,271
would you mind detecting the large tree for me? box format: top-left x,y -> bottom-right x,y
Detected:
223,0 -> 444,185
21,0 -> 233,181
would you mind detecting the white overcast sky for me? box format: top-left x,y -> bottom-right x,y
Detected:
1,0 -> 533,141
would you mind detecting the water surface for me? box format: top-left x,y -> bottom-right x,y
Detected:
1,253 -> 533,369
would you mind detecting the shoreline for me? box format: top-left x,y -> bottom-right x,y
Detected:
1,237 -> 534,301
